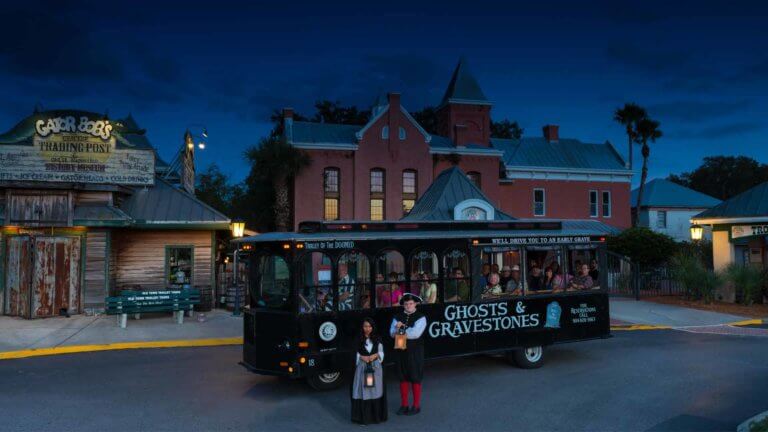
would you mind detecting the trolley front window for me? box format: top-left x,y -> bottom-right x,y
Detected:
254,255 -> 290,310
299,252 -> 333,313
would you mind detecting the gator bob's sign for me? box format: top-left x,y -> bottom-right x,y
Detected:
0,114 -> 154,185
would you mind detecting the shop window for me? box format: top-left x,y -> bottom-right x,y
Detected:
298,252 -> 333,313
402,170 -> 417,216
338,251 -> 371,310
166,246 -> 193,288
656,211 -> 667,228
533,188 -> 545,216
370,169 -> 385,220
409,250 -> 439,304
589,190 -> 598,217
374,249 -> 405,307
254,255 -> 290,310
443,248 -> 470,303
525,247 -> 564,294
323,168 -> 340,221
602,191 -> 612,218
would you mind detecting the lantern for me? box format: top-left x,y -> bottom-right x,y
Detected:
230,220 -> 245,238
394,327 -> 407,350
690,224 -> 704,241
364,362 -> 375,388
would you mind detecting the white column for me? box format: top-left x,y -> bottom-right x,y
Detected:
712,230 -> 735,271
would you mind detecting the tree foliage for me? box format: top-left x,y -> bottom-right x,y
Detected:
607,227 -> 678,268
195,164 -> 242,216
490,119 -> 524,139
411,106 -> 439,135
668,156 -> 768,201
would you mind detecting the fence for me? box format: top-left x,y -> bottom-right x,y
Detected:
606,251 -> 684,299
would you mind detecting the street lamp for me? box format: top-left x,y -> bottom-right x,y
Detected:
230,220 -> 246,316
690,224 -> 704,242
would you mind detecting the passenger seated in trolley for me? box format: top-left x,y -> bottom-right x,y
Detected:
527,264 -> 544,292
568,263 -> 594,290
316,288 -> 333,311
337,265 -> 355,311
504,265 -> 523,295
445,267 -> 470,302
481,272 -> 503,299
419,272 -> 437,304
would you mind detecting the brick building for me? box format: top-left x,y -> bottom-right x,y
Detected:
284,59 -> 632,229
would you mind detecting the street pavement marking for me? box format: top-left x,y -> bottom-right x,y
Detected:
611,324 -> 672,331
727,318 -> 765,326
0,337 -> 244,360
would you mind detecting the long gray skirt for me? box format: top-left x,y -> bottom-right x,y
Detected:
351,360 -> 387,424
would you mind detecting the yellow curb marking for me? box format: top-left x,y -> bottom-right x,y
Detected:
610,325 -> 672,331
0,337 -> 244,360
727,319 -> 765,327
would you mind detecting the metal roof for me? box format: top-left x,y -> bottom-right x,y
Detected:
631,179 -> 720,209
73,204 -> 133,227
439,58 -> 491,107
694,181 -> 768,219
120,176 -> 230,227
403,167 -> 513,221
290,121 -> 360,145
492,137 -> 627,171
237,219 -> 619,243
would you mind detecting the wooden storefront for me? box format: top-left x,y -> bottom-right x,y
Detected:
0,110 -> 230,318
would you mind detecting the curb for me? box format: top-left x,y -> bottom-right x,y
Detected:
737,409 -> 768,432
728,319 -> 766,327
0,337 -> 243,361
610,324 -> 672,331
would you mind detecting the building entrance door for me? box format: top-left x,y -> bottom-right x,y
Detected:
4,236 -> 81,318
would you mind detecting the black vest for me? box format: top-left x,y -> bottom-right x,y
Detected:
394,310 -> 426,347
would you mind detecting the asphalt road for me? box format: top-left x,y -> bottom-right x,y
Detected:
1,330 -> 767,432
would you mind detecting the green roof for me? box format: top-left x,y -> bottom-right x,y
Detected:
290,121 -> 360,145
631,179 -> 720,209
694,181 -> 768,219
439,58 -> 491,107
402,167 -> 513,221
493,137 -> 627,171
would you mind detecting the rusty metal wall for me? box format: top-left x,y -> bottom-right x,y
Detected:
5,236 -> 33,318
8,193 -> 70,226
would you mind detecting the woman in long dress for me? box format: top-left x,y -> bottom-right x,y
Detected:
351,318 -> 388,425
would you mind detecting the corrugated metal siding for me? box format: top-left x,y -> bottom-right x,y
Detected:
84,230 -> 107,307
113,230 -> 212,291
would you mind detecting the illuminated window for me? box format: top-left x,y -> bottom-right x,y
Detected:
323,168 -> 340,221
467,171 -> 481,188
370,169 -> 385,220
402,170 -> 417,216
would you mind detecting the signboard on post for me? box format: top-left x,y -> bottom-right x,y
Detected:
0,114 -> 155,185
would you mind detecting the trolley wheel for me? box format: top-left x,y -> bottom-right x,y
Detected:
306,371 -> 344,391
508,346 -> 545,369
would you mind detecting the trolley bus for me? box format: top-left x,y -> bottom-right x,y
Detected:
238,220 -> 611,390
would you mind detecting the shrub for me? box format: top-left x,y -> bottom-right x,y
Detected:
669,251 -> 720,303
607,227 -> 678,268
724,264 -> 765,306
677,240 -> 713,270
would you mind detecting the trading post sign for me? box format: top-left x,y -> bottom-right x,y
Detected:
0,113 -> 155,185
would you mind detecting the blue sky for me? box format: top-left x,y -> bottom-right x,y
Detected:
2,1 -> 767,185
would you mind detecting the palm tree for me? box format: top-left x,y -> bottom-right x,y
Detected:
245,136 -> 311,232
613,103 -> 647,170
633,118 -> 662,226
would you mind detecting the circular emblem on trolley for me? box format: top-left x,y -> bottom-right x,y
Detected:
318,321 -> 337,342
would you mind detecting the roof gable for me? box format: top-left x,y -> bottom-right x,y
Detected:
440,58 -> 491,107
402,167 -> 513,221
631,179 -> 721,208
694,181 -> 768,219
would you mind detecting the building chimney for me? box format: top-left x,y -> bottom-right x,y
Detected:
282,107 -> 294,120
282,107 -> 294,141
543,124 -> 559,143
387,92 -> 401,109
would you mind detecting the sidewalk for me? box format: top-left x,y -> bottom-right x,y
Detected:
610,297 -> 750,327
0,309 -> 242,353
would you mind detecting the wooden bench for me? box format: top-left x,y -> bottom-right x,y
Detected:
105,289 -> 200,328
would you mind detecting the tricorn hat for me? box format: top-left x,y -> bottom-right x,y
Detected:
399,293 -> 423,305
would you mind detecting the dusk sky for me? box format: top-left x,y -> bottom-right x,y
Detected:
2,1 -> 767,185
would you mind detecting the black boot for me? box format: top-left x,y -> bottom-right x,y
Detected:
407,406 -> 421,415
396,406 -> 410,415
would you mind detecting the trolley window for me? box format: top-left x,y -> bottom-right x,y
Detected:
298,252 -> 333,313
410,250 -> 439,304
480,246 -> 522,298
374,250 -> 405,307
338,250 -> 371,310
525,246 -> 565,295
254,255 -> 290,310
443,248 -> 470,303
566,246 -> 601,291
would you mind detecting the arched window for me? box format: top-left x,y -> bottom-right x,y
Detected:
338,250 -> 371,310
409,250 -> 439,304
297,252 -> 333,313
402,170 -> 417,216
381,126 -> 389,139
254,255 -> 290,310
370,169 -> 385,220
323,168 -> 340,221
398,126 -> 406,140
374,249 -> 404,307
443,248 -> 470,303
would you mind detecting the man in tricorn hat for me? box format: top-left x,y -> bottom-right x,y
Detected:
389,293 -> 427,415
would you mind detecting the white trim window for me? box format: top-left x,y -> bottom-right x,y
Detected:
533,188 -> 546,217
589,190 -> 598,218
602,191 -> 612,218
656,210 -> 667,229
398,126 -> 406,140
381,126 -> 389,139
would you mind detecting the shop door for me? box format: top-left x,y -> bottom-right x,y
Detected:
3,236 -> 81,318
